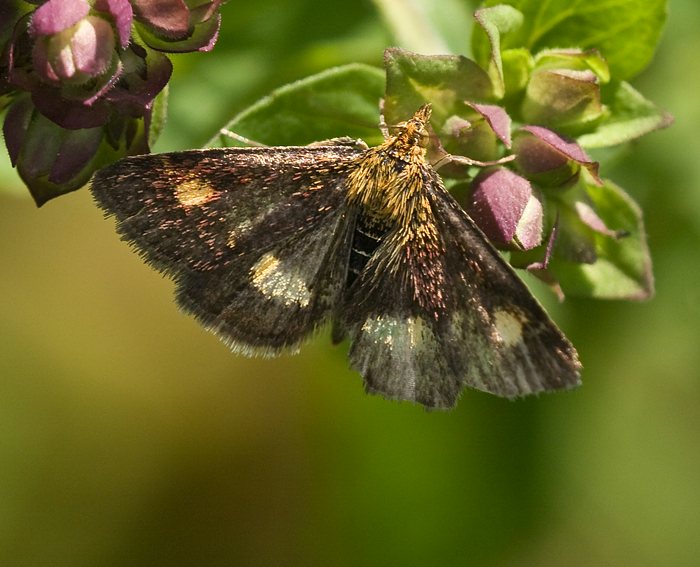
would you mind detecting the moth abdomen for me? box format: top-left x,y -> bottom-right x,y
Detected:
347,214 -> 391,287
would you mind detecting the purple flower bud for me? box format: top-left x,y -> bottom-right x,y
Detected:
3,95 -> 103,205
514,125 -> 601,187
132,0 -> 191,39
32,16 -> 116,84
132,0 -> 222,52
3,0 -> 220,205
468,167 -> 543,250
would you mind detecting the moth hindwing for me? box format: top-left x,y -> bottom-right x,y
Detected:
91,104 -> 581,410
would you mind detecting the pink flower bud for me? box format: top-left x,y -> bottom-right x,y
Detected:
32,16 -> 116,84
514,125 -> 601,187
468,167 -> 543,250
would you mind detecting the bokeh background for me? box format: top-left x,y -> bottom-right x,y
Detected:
1,1 -> 698,565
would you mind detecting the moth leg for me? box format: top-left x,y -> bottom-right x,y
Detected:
431,151 -> 516,170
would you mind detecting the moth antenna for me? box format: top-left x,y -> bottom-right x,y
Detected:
218,128 -> 267,147
307,137 -> 369,150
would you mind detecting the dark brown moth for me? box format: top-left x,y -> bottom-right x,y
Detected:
91,104 -> 581,409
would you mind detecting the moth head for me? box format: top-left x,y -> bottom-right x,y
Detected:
393,103 -> 432,148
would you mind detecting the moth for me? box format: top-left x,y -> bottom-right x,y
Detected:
91,104 -> 581,409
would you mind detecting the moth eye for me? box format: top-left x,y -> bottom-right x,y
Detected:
389,121 -> 409,136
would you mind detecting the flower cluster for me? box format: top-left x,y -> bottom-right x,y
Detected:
382,5 -> 671,300
1,0 -> 222,205
459,43 -> 642,297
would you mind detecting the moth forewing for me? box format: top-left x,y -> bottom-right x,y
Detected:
92,145 -> 363,355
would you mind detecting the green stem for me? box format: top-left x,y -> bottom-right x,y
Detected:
371,0 -> 451,54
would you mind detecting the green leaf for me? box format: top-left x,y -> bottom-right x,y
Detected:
472,5 -> 525,98
549,179 -> 654,300
501,48 -> 534,96
383,47 -> 494,129
208,63 -> 385,148
479,0 -> 668,80
148,85 -> 169,149
577,80 -> 673,148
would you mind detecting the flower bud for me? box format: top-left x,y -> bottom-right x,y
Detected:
440,102 -> 512,162
32,15 -> 116,84
132,0 -> 222,52
3,94 -> 104,205
513,125 -> 600,187
467,167 -> 543,250
2,0 -> 217,205
521,49 -> 609,132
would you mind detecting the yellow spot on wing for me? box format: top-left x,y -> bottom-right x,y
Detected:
250,252 -> 311,307
175,179 -> 216,207
493,309 -> 527,347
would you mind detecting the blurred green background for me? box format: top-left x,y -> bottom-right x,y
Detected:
1,1 -> 699,565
